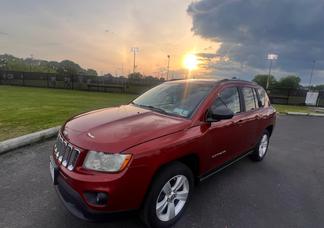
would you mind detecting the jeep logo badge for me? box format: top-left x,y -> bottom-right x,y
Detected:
87,132 -> 95,139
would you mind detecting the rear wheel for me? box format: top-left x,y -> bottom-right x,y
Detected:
250,130 -> 269,161
141,162 -> 193,228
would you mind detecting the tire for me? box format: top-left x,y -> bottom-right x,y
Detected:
140,162 -> 194,228
250,130 -> 270,161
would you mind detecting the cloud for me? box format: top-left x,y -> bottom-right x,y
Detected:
196,52 -> 220,59
188,0 -> 324,83
39,42 -> 61,47
0,31 -> 9,36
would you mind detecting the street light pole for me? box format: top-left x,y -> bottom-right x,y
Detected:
266,59 -> 273,90
166,55 -> 170,80
266,53 -> 278,90
133,50 -> 136,73
308,60 -> 316,89
131,47 -> 139,73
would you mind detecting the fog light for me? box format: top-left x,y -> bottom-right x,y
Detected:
84,192 -> 108,206
96,192 -> 108,205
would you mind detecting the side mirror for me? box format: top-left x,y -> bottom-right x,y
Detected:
258,100 -> 263,108
207,106 -> 234,122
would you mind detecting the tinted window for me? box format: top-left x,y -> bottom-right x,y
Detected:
242,87 -> 257,111
252,89 -> 258,108
256,87 -> 267,107
212,87 -> 241,114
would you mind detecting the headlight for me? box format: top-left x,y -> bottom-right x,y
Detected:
83,151 -> 132,172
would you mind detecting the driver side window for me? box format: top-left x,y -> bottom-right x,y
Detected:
211,87 -> 241,114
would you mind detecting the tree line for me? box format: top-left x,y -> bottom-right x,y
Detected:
0,54 -> 98,76
252,74 -> 324,90
1,53 -> 323,89
0,54 -> 165,83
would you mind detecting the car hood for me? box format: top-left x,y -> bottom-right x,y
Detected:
63,105 -> 190,152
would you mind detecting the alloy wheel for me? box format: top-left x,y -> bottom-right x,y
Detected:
155,175 -> 189,222
258,134 -> 268,157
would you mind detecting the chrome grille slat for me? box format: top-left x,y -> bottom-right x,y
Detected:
68,148 -> 80,171
62,145 -> 72,167
54,134 -> 80,171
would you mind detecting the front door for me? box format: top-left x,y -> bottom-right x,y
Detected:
202,86 -> 243,171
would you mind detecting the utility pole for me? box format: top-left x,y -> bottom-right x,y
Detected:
308,60 -> 316,90
131,47 -> 139,73
29,54 -> 34,72
266,59 -> 273,90
166,55 -> 170,80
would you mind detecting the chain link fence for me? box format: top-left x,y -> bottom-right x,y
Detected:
1,70 -> 323,107
268,88 -> 324,107
0,70 -> 161,94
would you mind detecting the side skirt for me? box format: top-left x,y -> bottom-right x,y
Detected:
199,150 -> 253,182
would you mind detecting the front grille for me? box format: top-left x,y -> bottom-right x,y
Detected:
54,134 -> 80,171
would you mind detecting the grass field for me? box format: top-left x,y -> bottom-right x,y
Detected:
0,85 -> 136,141
273,104 -> 311,114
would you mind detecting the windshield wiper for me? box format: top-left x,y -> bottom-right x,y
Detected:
138,104 -> 167,114
134,103 -> 183,118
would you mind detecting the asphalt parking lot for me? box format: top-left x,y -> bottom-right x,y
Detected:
1,115 -> 324,228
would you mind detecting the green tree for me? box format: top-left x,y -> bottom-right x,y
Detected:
315,84 -> 324,90
128,72 -> 144,80
252,74 -> 277,89
278,75 -> 301,89
85,68 -> 98,76
0,54 -> 100,75
57,60 -> 82,76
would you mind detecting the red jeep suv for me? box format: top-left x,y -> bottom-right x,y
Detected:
50,79 -> 276,227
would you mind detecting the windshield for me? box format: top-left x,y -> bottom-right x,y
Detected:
132,81 -> 214,118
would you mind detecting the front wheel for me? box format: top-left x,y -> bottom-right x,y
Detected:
250,130 -> 270,161
141,162 -> 194,228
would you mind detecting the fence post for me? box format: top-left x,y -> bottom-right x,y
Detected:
316,91 -> 322,107
97,77 -> 99,92
71,75 -> 74,90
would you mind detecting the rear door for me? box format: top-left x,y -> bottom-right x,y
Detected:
254,86 -> 275,136
235,86 -> 260,155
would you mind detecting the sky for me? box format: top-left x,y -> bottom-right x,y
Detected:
0,0 -> 324,84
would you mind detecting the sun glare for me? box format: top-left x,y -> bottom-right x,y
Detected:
183,53 -> 198,71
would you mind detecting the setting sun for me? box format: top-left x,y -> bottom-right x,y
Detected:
183,53 -> 198,71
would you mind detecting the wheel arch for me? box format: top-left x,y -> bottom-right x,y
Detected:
140,153 -> 200,209
266,125 -> 274,137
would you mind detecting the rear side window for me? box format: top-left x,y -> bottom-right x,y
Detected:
256,87 -> 268,107
212,87 -> 241,114
242,87 -> 257,111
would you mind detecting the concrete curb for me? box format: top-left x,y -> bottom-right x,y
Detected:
309,113 -> 324,117
0,126 -> 60,155
286,112 -> 309,116
286,112 -> 324,117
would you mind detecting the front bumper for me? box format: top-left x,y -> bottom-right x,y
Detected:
55,174 -> 133,221
50,136 -> 156,220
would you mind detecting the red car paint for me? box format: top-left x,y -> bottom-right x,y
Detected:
52,79 -> 276,217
